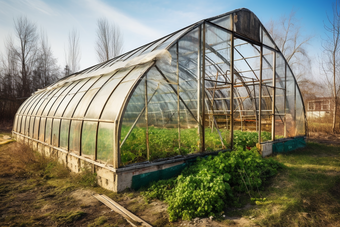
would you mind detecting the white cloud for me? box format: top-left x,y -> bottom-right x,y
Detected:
20,0 -> 55,15
81,0 -> 163,40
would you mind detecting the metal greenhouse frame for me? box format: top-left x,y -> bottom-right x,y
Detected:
12,8 -> 306,192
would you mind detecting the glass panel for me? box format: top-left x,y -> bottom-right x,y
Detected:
100,63 -> 153,121
141,35 -> 170,55
29,116 -> 34,138
20,92 -> 39,115
210,14 -> 231,30
15,114 -> 22,132
262,26 -> 276,49
123,44 -> 152,61
52,119 -> 60,147
179,27 -> 199,117
63,78 -> 100,118
260,82 -> 273,142
13,115 -> 18,132
31,92 -> 48,116
275,88 -> 285,114
146,70 -> 180,161
285,67 -> 296,137
20,116 -> 25,134
25,116 -> 30,136
49,82 -> 75,116
33,117 -> 40,139
234,85 -> 257,133
296,86 -> 305,136
233,38 -> 261,82
54,83 -> 80,117
204,23 -> 232,150
176,27 -> 200,152
85,68 -> 132,119
235,10 -> 261,43
17,95 -> 35,115
260,113 -> 272,142
60,120 -> 70,150
120,47 -> 142,61
45,118 -> 52,144
57,79 -> 88,117
120,112 -> 147,166
155,26 -> 193,51
179,100 -> 200,153
85,74 -> 131,119
275,115 -> 285,139
275,53 -> 285,89
262,47 -> 274,80
73,74 -> 112,118
24,91 -> 46,115
69,120 -> 82,155
120,77 -> 146,140
81,121 -> 97,159
36,89 -> 59,115
42,85 -> 68,117
97,122 -> 114,165
39,117 -> 46,141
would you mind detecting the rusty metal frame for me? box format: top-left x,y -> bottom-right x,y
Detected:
271,51 -> 276,141
12,8 -> 309,172
229,15 -> 235,148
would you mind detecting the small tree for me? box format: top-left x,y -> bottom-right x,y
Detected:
95,18 -> 123,62
322,0 -> 340,133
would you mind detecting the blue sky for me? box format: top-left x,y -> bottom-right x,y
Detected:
0,0 -> 335,76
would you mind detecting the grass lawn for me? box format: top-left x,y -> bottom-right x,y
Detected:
230,142 -> 340,226
1,128 -> 340,226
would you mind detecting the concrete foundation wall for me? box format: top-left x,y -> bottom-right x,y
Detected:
13,132 -> 305,192
12,132 -> 186,193
259,137 -> 306,157
116,161 -> 184,192
260,142 -> 273,157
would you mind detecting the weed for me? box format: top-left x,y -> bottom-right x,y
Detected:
73,165 -> 97,187
253,142 -> 340,226
51,210 -> 86,224
143,147 -> 283,221
88,216 -> 108,227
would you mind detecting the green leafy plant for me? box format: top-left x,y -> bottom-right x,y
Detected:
120,125 -> 274,166
142,147 -> 284,221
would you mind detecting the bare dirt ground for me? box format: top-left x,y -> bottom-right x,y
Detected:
307,131 -> 340,145
0,134 -> 256,227
2,118 -> 337,227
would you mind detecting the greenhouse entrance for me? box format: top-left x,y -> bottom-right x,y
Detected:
12,8 -> 306,192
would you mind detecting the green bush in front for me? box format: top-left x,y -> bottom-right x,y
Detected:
143,147 -> 284,222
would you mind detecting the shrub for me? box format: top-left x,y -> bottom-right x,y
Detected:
143,147 -> 284,221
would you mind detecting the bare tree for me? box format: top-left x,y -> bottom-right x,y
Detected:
0,16 -> 62,121
12,16 -> 39,97
66,28 -> 81,74
1,36 -> 18,97
322,0 -> 340,133
266,10 -> 313,82
96,18 -> 123,62
32,30 -> 60,89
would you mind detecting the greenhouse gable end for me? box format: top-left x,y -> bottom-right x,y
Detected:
12,8 -> 306,192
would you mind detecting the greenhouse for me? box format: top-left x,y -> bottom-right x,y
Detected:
12,8 -> 306,192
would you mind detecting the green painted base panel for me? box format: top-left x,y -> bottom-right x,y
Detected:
131,137 -> 306,190
131,163 -> 187,190
273,137 -> 306,153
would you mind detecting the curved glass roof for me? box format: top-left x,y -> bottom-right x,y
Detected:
13,8 -> 306,169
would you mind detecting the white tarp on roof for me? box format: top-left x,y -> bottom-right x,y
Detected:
35,49 -> 172,94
